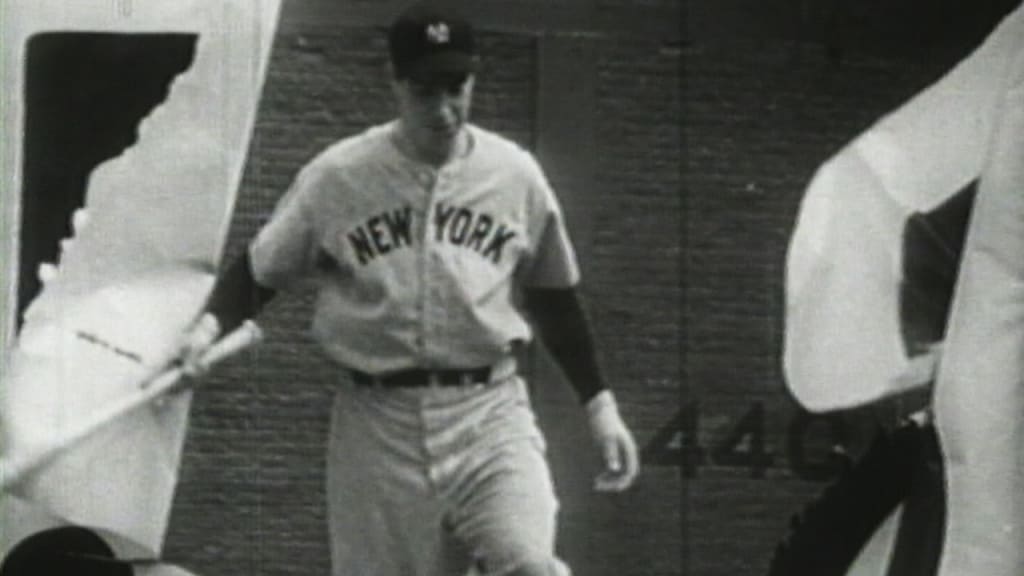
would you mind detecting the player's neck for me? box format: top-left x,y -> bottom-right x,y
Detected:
393,121 -> 470,168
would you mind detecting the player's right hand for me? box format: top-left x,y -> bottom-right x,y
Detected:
176,312 -> 222,379
587,390 -> 640,492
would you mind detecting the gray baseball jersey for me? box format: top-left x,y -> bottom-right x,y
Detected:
249,121 -> 580,374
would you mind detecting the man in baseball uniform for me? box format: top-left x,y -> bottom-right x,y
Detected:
179,2 -> 640,575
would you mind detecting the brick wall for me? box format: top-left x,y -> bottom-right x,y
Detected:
538,35 -> 684,576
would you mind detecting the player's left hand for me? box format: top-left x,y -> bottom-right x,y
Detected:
587,390 -> 640,492
174,312 -> 222,381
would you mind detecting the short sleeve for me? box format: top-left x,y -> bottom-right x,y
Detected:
521,154 -> 581,288
249,162 -> 325,290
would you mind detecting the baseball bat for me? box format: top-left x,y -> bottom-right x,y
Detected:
0,320 -> 264,491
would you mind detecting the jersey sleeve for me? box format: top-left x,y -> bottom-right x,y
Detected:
248,162 -> 325,290
521,153 -> 581,288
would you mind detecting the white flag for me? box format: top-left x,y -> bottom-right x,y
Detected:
932,12 -> 1024,574
784,4 -> 1024,575
1,0 -> 280,570
784,4 -> 1023,412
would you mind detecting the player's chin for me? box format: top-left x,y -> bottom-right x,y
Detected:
429,127 -> 459,143
424,119 -> 461,137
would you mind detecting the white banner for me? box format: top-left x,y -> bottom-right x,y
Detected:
933,17 -> 1024,574
1,0 -> 280,566
784,4 -> 1023,412
785,3 -> 1024,574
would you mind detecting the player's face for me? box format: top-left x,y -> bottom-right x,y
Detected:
393,73 -> 475,161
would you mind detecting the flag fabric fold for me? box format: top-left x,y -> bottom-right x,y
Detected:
784,2 -> 1022,411
784,4 -> 1024,574
933,19 -> 1024,574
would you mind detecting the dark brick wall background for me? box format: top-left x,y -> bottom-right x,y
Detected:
679,2 -> 1017,574
683,44 -> 954,576
158,2 -> 1018,575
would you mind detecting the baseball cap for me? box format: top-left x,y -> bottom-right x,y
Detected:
388,2 -> 477,83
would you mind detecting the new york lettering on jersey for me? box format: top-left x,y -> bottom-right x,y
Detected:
248,123 -> 562,373
432,202 -> 517,264
343,202 -> 518,266
345,206 -> 414,265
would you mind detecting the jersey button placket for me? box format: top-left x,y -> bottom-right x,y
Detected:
418,168 -> 440,367
413,203 -> 427,360
427,165 -> 459,367
431,166 -> 460,365
423,226 -> 456,494
418,168 -> 445,490
426,164 -> 461,369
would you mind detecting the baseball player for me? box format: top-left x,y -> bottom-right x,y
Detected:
178,2 -> 640,575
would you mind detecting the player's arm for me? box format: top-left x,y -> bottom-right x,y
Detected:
524,286 -> 640,492
179,250 -> 277,376
522,287 -> 605,404
521,153 -> 640,491
206,250 -> 279,334
179,161 -> 325,374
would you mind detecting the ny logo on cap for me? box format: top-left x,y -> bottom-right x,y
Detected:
425,22 -> 450,44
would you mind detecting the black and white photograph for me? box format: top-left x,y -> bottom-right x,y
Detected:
0,1 -> 1021,575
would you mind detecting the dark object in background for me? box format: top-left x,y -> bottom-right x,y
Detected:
898,181 -> 976,356
766,418 -> 944,576
767,180 -> 972,575
0,526 -> 132,576
18,32 -> 196,329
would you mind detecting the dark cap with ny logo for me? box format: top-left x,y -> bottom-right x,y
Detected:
388,2 -> 477,82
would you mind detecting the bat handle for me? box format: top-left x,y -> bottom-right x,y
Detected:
140,319 -> 263,394
200,319 -> 264,366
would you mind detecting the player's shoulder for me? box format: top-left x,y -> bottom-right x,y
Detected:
467,124 -> 539,173
307,122 -> 395,172
468,125 -> 556,202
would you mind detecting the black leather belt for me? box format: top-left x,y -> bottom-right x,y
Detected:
351,367 -> 493,388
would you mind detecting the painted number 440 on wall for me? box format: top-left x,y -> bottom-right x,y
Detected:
641,400 -> 886,482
